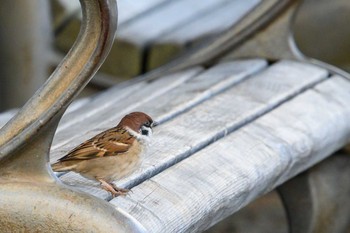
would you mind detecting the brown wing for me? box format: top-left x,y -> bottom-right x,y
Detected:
59,127 -> 135,161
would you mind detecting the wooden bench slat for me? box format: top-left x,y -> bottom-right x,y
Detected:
110,76 -> 350,232
54,0 -> 169,26
106,0 -> 237,77
148,0 -> 260,69
136,59 -> 267,123
51,68 -> 203,159
58,60 -> 328,200
0,110 -> 17,128
54,0 -> 261,78
117,0 -> 169,25
0,97 -> 91,129
55,59 -> 267,197
56,82 -> 146,131
53,59 -> 266,159
54,0 -> 169,77
117,0 -> 232,44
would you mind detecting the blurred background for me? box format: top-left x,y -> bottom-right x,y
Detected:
1,0 -> 350,112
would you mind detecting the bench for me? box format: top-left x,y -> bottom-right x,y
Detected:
54,0 -> 260,78
57,59 -> 350,232
1,0 -> 350,232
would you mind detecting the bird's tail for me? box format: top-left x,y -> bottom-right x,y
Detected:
51,161 -> 77,172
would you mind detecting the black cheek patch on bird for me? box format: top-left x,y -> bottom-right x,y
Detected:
141,129 -> 149,136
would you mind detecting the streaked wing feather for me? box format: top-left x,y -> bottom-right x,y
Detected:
59,127 -> 135,161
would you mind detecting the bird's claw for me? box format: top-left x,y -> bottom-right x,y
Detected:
99,179 -> 130,197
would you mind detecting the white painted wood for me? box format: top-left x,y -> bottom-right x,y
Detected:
53,0 -> 168,28
51,0 -> 80,30
117,0 -> 231,45
148,0 -> 260,69
65,98 -> 91,113
106,0 -> 235,77
51,68 -> 203,160
136,59 -> 267,123
55,59 -> 267,196
0,110 -> 17,128
117,0 -> 168,25
156,0 -> 260,43
51,60 -> 267,173
54,0 -> 259,78
0,98 -> 90,129
110,76 -> 350,232
55,81 -> 145,133
54,0 -> 168,75
57,60 -> 328,199
52,60 -> 267,160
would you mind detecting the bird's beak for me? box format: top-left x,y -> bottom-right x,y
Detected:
152,121 -> 159,127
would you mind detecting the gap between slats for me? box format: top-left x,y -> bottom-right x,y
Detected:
55,60 -> 329,201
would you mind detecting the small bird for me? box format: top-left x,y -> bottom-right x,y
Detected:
51,112 -> 157,197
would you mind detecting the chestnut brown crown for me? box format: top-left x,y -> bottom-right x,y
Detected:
117,112 -> 157,132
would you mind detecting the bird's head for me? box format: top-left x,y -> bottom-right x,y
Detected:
117,112 -> 158,141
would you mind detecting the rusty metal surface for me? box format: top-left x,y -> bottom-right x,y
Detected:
278,153 -> 350,233
0,0 -> 146,232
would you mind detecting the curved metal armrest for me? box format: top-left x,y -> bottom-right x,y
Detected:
0,0 -> 145,232
0,0 -> 119,180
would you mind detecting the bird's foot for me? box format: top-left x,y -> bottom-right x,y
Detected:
98,179 -> 129,197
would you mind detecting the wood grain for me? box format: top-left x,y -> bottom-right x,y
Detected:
110,76 -> 350,232
3,59 -> 345,233
52,60 -> 267,160
57,60 -> 327,199
0,98 -> 90,129
105,0 -> 238,77
54,0 -> 168,50
148,0 -> 260,69
0,110 -> 17,128
117,0 -> 168,25
54,0 -> 260,78
51,68 -> 203,159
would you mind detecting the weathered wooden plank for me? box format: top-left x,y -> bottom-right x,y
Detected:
115,60 -> 328,187
54,0 -> 168,57
136,59 -> 267,123
0,110 -> 17,128
104,0 -> 234,77
57,60 -> 328,199
53,0 -> 169,29
54,0 -> 259,78
148,0 -> 260,70
52,59 -> 266,166
116,0 -> 232,46
110,76 -> 350,232
51,68 -> 203,160
117,0 -> 169,25
53,60 -> 267,157
55,81 -> 145,133
0,98 -> 90,129
51,0 -> 79,30
55,59 -> 267,195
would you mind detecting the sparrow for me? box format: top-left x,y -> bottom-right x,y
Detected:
51,112 -> 157,197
